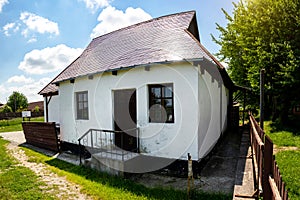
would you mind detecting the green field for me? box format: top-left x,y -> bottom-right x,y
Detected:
0,117 -> 231,199
264,121 -> 300,199
21,146 -> 231,200
0,139 -> 55,199
0,117 -> 44,133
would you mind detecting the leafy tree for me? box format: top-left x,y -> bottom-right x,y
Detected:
213,0 -> 300,124
0,105 -> 13,113
7,91 -> 28,112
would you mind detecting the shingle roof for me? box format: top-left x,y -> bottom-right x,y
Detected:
39,10 -> 232,95
39,83 -> 58,96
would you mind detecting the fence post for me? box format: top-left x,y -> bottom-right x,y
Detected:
263,135 -> 273,200
260,69 -> 265,130
79,140 -> 82,165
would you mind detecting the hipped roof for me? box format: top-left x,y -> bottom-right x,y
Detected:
39,11 -> 233,96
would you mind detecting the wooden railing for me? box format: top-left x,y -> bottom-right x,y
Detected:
249,113 -> 289,199
78,128 -> 139,164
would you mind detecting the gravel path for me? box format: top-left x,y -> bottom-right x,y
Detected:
0,131 -> 91,200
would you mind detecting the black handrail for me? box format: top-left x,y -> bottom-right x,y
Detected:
78,127 -> 139,165
78,128 -> 139,141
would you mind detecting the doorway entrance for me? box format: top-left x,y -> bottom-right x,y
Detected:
113,89 -> 137,152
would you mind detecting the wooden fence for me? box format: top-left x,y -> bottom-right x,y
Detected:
249,113 -> 289,200
22,122 -> 60,152
0,111 -> 44,120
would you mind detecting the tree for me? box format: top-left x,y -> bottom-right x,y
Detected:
7,91 -> 28,112
0,104 -> 13,113
32,105 -> 40,112
213,0 -> 300,124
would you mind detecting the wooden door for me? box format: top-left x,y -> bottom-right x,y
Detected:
113,89 -> 137,152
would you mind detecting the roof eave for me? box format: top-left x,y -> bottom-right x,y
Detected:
52,58 -> 205,84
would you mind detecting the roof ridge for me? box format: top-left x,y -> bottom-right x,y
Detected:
92,10 -> 196,41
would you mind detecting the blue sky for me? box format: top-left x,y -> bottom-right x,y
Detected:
0,0 -> 237,103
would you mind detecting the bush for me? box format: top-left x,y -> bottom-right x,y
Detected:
0,105 -> 13,113
32,106 -> 40,112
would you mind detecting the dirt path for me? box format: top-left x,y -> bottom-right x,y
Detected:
273,145 -> 299,154
1,132 -> 92,200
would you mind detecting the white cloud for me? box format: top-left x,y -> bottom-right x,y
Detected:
27,37 -> 37,43
90,6 -> 152,38
20,12 -> 59,37
18,44 -> 83,75
0,77 -> 52,103
16,77 -> 52,102
0,85 -> 8,103
0,0 -> 8,13
80,0 -> 110,13
0,77 -> 50,103
2,22 -> 20,36
7,75 -> 34,84
2,22 -> 15,36
2,12 -> 59,41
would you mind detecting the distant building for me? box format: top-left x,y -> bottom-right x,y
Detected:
292,105 -> 300,115
28,101 -> 44,112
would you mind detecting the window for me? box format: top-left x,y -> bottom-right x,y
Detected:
76,91 -> 89,120
149,84 -> 174,123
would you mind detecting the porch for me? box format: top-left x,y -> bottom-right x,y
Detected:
78,128 -> 140,176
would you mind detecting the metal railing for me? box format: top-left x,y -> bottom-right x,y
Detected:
249,113 -> 289,200
78,128 -> 139,165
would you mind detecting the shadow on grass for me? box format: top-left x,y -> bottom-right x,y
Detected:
269,118 -> 300,136
45,158 -> 231,200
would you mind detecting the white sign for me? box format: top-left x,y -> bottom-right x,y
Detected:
22,111 -> 31,118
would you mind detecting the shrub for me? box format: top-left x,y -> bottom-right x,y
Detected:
32,106 -> 40,112
0,105 -> 13,113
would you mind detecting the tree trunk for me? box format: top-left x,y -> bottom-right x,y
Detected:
279,99 -> 290,125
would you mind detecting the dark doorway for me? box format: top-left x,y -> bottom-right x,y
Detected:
113,89 -> 137,152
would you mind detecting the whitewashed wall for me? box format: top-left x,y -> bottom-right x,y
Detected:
197,60 -> 229,160
59,62 -> 199,160
56,60 -> 230,161
44,95 -> 60,123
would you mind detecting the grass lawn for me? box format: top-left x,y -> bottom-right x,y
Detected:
264,121 -> 300,199
22,146 -> 231,200
0,116 -> 231,199
0,117 -> 44,133
0,138 -> 55,199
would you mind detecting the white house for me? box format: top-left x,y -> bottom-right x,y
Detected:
39,11 -> 234,173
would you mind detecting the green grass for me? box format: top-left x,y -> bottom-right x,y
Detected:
264,121 -> 300,199
22,146 -> 231,200
0,116 -> 231,199
264,121 -> 300,147
275,151 -> 300,199
0,117 -> 44,133
0,138 -> 55,200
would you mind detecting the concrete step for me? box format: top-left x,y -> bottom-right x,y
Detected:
85,153 -> 176,176
233,131 -> 256,200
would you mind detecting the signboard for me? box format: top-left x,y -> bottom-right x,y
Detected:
22,111 -> 31,118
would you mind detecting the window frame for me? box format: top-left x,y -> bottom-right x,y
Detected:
295,105 -> 300,112
75,91 -> 89,120
148,83 -> 174,123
